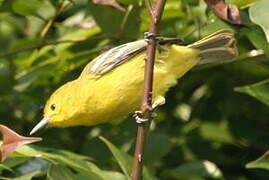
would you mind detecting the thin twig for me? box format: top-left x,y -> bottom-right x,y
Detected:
0,35 -> 119,58
40,0 -> 71,38
131,0 -> 166,180
145,0 -> 156,23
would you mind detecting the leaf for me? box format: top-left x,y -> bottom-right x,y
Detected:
92,0 -> 125,11
11,170 -> 41,180
41,150 -> 108,180
249,0 -> 269,43
235,79 -> 269,106
11,0 -> 54,19
0,125 -> 42,162
144,133 -> 173,164
99,136 -> 131,179
16,158 -> 48,176
0,0 -> 4,6
102,171 -> 126,180
246,150 -> 269,170
88,2 -> 141,37
205,0 -> 242,25
14,65 -> 51,92
200,121 -> 234,144
229,0 -> 257,8
241,26 -> 269,57
163,160 -> 223,179
0,163 -> 14,172
47,164 -> 76,180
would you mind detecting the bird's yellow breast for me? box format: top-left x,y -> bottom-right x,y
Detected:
49,45 -> 199,127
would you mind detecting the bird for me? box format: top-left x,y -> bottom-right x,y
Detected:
30,29 -> 237,135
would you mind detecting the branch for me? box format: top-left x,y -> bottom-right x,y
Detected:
131,0 -> 166,180
0,35 -> 119,58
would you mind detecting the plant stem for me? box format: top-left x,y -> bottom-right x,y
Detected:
131,0 -> 166,180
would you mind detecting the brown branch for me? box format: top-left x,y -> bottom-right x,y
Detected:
131,0 -> 166,180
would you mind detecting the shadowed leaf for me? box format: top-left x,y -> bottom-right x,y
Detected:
99,136 -> 131,180
0,125 -> 42,162
235,79 -> 269,106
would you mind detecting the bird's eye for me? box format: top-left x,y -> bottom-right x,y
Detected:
50,104 -> 56,111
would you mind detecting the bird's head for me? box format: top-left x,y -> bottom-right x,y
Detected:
30,81 -> 76,135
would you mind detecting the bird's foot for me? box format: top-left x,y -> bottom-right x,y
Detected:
134,110 -> 157,124
144,32 -> 163,43
144,32 -> 156,42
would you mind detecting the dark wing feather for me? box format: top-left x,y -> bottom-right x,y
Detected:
88,40 -> 147,75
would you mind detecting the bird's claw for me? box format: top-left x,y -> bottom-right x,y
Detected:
135,116 -> 149,124
144,32 -> 161,42
134,110 -> 157,124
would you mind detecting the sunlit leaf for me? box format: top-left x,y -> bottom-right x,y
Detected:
47,164 -> 76,180
102,171 -> 126,180
200,121 -> 234,144
0,125 -> 42,162
0,163 -> 13,172
249,0 -> 269,43
246,150 -> 269,170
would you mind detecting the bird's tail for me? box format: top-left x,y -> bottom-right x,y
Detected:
187,29 -> 238,64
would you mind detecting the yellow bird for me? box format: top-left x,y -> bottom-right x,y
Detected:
30,30 -> 237,135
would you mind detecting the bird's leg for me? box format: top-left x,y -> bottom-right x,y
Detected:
134,110 -> 149,124
144,32 -> 157,42
144,32 -> 182,44
134,96 -> 165,124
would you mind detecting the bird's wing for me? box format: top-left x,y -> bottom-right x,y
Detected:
88,40 -> 147,75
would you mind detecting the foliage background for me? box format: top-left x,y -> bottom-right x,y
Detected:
0,0 -> 269,179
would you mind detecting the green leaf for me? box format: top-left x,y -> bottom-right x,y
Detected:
55,27 -> 101,53
11,170 -> 41,180
163,161 -> 223,179
144,133 -> 173,164
246,150 -> 269,170
230,0 -> 256,8
41,150 -> 109,180
12,0 -> 54,19
0,0 -> 4,6
249,0 -> 269,43
47,164 -> 76,180
241,26 -> 269,57
235,79 -> 269,106
99,136 -> 131,180
200,121 -> 234,144
88,2 -> 141,37
102,171 -> 126,180
1,157 -> 30,169
14,65 -> 51,92
0,163 -> 13,172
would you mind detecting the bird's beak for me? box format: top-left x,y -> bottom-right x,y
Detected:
30,117 -> 50,135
